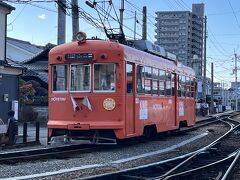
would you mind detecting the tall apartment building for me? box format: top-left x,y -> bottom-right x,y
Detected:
155,4 -> 205,79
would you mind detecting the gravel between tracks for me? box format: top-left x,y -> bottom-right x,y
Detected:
0,121 -> 231,179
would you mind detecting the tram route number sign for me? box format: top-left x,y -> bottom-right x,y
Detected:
65,53 -> 94,60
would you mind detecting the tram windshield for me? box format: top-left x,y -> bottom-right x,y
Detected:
52,63 -> 116,93
52,65 -> 68,92
70,64 -> 90,92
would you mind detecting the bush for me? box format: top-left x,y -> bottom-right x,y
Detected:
21,106 -> 38,122
25,80 -> 41,89
35,87 -> 48,96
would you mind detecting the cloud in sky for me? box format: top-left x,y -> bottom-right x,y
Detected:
38,14 -> 46,20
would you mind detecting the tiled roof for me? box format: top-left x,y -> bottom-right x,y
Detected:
22,48 -> 48,64
0,1 -> 15,11
7,37 -> 43,55
22,62 -> 48,71
24,70 -> 48,83
6,58 -> 23,69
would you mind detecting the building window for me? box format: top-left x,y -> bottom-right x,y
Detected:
52,65 -> 68,92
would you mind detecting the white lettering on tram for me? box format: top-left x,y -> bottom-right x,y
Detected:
153,104 -> 163,111
50,97 -> 66,102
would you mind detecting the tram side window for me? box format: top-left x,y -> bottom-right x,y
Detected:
152,68 -> 158,95
52,65 -> 68,92
178,75 -> 181,97
144,66 -> 152,95
159,70 -> 165,96
181,76 -> 186,97
186,77 -> 190,97
137,66 -> 144,94
94,64 -> 115,91
126,63 -> 133,93
70,64 -> 90,91
166,72 -> 171,96
171,74 -> 175,96
190,78 -> 195,98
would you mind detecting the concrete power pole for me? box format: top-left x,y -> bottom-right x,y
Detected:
202,16 -> 207,103
57,0 -> 66,45
142,6 -> 147,40
71,0 -> 79,41
134,11 -> 137,40
119,0 -> 124,34
211,62 -> 214,114
234,52 -> 238,111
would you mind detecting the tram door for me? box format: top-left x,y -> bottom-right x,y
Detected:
126,63 -> 136,135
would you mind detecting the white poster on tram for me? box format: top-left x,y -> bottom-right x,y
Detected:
179,101 -> 184,116
140,100 -> 148,120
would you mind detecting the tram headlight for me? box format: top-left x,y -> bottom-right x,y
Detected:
76,32 -> 87,43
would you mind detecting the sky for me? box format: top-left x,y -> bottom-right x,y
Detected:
4,0 -> 240,86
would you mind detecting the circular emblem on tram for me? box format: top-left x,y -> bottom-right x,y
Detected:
103,98 -> 116,111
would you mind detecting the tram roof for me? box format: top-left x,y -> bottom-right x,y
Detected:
49,39 -> 195,77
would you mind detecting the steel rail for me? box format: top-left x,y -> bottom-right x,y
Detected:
155,118 -> 238,179
79,113 -> 240,180
158,122 -> 240,180
161,149 -> 240,180
222,149 -> 240,180
0,144 -> 107,163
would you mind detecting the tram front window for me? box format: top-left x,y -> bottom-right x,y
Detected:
52,65 -> 68,92
70,64 -> 90,91
94,64 -> 116,92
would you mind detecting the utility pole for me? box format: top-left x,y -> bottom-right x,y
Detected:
223,82 -> 225,106
202,16 -> 207,104
221,80 -> 223,107
142,6 -> 147,40
211,62 -> 214,114
57,0 -> 66,45
134,11 -> 137,40
71,0 -> 79,41
119,0 -> 124,34
234,52 -> 238,111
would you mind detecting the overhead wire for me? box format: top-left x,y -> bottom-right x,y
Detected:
227,0 -> 240,29
7,3 -> 28,26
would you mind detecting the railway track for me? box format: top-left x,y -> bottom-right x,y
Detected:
79,113 -> 240,180
0,113 -> 230,164
0,112 -> 238,180
0,144 -> 108,164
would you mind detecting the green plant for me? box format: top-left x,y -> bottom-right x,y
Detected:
21,106 -> 38,122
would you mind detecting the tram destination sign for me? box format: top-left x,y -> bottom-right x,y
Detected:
65,53 -> 94,60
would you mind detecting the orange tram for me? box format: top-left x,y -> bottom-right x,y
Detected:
48,32 -> 196,144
